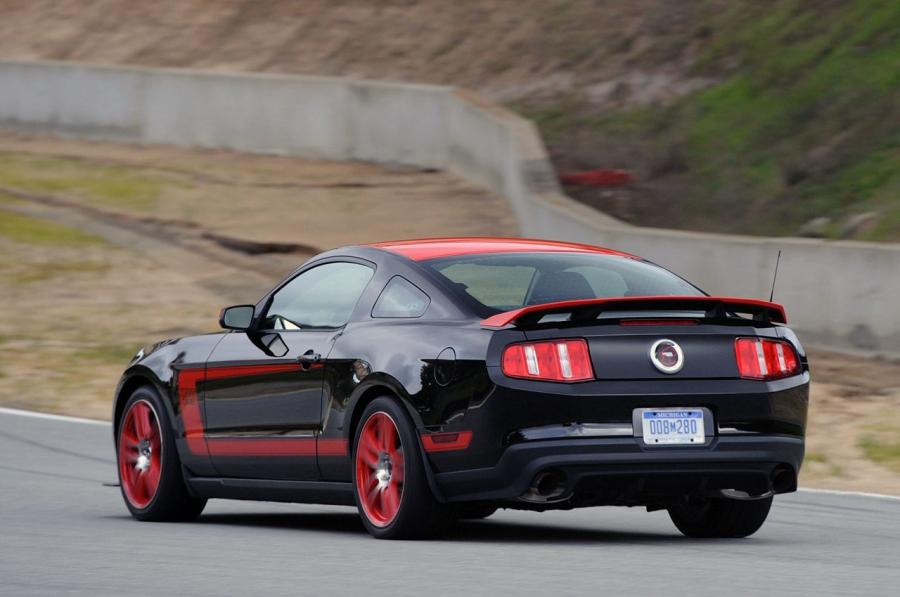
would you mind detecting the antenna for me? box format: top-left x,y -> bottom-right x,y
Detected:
769,250 -> 782,302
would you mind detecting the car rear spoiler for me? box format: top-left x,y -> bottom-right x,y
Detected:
480,296 -> 787,328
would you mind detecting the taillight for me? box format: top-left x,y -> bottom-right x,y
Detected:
734,338 -> 799,380
502,339 -> 593,382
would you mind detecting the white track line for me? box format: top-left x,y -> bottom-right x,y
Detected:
0,406 -> 110,426
1,406 -> 898,502
796,487 -> 900,502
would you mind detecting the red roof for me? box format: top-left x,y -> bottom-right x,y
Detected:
369,237 -> 639,261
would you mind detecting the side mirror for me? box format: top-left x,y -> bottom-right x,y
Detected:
219,305 -> 255,330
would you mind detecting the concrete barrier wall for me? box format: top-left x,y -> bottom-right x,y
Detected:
2,60 -> 898,353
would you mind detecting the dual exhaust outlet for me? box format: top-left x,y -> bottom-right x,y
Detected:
520,466 -> 795,503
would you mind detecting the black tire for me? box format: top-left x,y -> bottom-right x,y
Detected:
352,396 -> 451,539
116,386 -> 206,522
455,503 -> 498,520
667,495 -> 773,538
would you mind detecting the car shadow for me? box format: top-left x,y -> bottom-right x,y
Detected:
193,510 -> 689,545
444,519 -> 684,545
198,511 -> 365,536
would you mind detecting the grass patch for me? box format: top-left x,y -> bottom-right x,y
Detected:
509,93 -> 590,146
0,191 -> 25,206
859,432 -> 900,473
72,344 -> 139,367
805,451 -> 843,476
0,210 -> 107,247
0,152 -> 167,212
10,260 -> 109,283
806,452 -> 828,464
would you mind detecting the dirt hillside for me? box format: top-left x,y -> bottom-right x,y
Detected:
1,0 -> 897,240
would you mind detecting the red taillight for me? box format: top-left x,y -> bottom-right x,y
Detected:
734,338 -> 799,380
502,339 -> 593,382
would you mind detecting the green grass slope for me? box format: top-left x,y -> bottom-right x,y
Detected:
520,0 -> 900,240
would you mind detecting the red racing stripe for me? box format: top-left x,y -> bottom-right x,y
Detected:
207,437 -> 316,457
317,438 -> 349,456
205,363 -> 301,381
177,363 -> 348,458
177,368 -> 209,456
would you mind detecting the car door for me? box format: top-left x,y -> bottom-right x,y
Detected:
203,260 -> 375,480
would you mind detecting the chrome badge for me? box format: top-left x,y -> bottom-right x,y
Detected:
649,339 -> 684,374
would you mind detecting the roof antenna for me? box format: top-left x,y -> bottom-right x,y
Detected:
769,250 -> 782,302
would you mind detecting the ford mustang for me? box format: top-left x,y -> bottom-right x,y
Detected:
113,237 -> 808,539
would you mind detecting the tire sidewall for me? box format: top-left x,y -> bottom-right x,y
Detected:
668,495 -> 773,538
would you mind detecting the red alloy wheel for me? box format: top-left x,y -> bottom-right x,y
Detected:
355,412 -> 405,527
118,400 -> 163,509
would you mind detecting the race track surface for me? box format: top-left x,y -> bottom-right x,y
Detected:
1,408 -> 898,596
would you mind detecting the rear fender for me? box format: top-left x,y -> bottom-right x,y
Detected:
345,375 -> 448,501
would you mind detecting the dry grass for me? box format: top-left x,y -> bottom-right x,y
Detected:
0,133 -> 515,420
858,428 -> 900,473
0,209 -> 106,246
800,352 -> 900,494
0,134 -> 897,494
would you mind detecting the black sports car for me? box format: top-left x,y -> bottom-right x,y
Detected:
114,238 -> 808,539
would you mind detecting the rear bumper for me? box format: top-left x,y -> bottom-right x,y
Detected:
433,434 -> 804,503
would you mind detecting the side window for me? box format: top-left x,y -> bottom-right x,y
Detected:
263,262 -> 374,329
372,276 -> 430,318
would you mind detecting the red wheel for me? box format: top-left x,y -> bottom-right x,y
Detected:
116,387 -> 205,521
352,397 -> 452,539
355,412 -> 405,527
118,399 -> 163,509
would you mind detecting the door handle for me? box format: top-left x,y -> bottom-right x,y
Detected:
297,350 -> 321,368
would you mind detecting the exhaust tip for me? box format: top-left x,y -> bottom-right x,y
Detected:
771,466 -> 796,493
520,470 -> 568,503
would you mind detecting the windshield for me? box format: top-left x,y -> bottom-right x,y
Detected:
423,252 -> 703,312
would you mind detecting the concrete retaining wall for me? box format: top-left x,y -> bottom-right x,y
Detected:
1,60 -> 898,353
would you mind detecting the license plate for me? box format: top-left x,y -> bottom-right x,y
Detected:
640,409 -> 705,446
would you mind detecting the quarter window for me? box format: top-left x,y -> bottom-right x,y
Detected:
263,262 -> 374,329
372,276 -> 430,318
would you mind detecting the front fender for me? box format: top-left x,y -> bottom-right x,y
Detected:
111,364 -> 176,443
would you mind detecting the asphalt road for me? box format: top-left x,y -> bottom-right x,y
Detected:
2,408 -> 898,596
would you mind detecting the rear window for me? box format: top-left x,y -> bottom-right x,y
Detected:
424,252 -> 702,312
